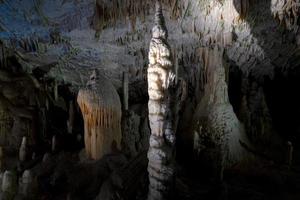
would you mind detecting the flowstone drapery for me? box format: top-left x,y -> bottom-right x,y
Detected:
77,70 -> 122,160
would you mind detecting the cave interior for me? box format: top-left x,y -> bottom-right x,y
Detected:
1,0 -> 300,199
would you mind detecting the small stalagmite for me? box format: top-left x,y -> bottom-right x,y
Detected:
19,137 -> 27,162
51,135 -> 57,152
77,70 -> 122,160
31,152 -> 36,160
1,170 -> 17,195
19,170 -> 33,196
42,153 -> 50,163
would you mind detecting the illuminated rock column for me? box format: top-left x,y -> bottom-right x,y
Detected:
147,1 -> 176,200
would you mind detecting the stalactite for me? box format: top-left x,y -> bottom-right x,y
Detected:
94,0 -> 182,34
233,0 -> 250,20
77,70 -> 122,160
147,1 -> 177,199
271,0 -> 300,31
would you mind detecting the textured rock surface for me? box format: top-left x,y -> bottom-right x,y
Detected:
77,70 -> 122,160
147,2 -> 176,199
271,0 -> 300,31
0,0 -> 300,199
192,47 -> 250,179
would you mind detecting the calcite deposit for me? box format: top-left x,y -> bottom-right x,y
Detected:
77,70 -> 122,160
147,2 -> 177,199
0,0 -> 300,199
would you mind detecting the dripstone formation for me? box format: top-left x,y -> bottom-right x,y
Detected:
77,70 -> 122,160
0,0 -> 300,199
147,1 -> 176,200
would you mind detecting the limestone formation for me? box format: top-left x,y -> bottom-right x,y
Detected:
31,152 -> 36,160
147,1 -> 176,199
1,170 -> 17,197
77,70 -> 122,160
94,0 -> 182,35
51,135 -> 57,152
233,0 -> 250,19
122,72 -> 129,111
19,137 -> 27,162
19,170 -> 33,196
193,47 -> 250,179
0,0 -> 299,199
271,0 -> 300,30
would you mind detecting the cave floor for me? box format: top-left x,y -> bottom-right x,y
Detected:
176,146 -> 300,200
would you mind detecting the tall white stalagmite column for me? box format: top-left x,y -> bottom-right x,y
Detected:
147,1 -> 176,199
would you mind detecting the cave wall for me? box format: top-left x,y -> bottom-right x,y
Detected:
0,0 -> 300,199
1,0 -> 295,159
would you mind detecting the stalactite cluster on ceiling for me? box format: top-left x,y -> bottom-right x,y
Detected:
271,0 -> 300,31
94,0 -> 183,31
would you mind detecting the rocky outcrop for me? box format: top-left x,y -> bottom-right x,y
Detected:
77,70 -> 122,160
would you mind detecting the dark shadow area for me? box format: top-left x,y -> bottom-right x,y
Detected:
232,0 -> 300,150
223,1 -> 300,200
